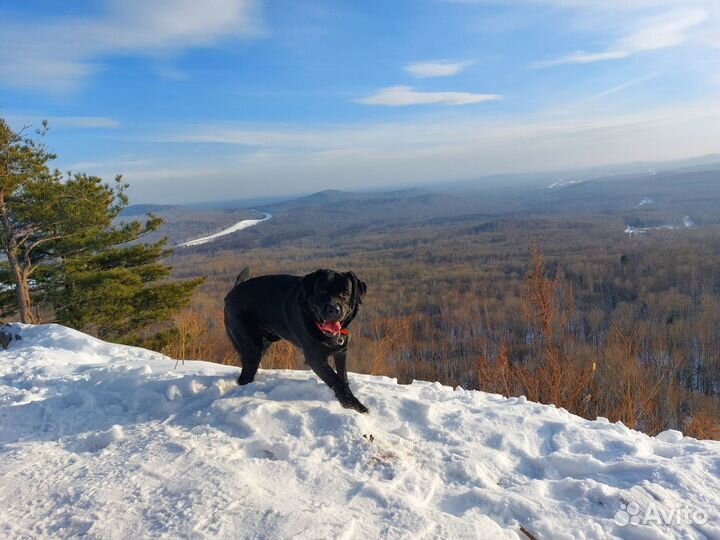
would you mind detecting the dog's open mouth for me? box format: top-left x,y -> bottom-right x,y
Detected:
316,320 -> 348,337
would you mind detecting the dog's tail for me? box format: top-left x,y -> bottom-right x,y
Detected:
235,267 -> 251,287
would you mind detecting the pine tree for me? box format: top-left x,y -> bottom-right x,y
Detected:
1,118 -> 64,322
0,116 -> 203,341
49,234 -> 203,341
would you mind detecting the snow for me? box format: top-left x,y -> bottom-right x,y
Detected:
635,198 -> 655,208
546,179 -> 586,189
2,324 -> 720,540
178,212 -> 272,248
625,216 -> 695,237
0,278 -> 38,293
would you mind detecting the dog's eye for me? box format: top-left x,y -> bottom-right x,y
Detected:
318,289 -> 328,295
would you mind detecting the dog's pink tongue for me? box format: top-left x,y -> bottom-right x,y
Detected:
317,321 -> 342,335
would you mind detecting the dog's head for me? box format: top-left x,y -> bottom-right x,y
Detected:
302,269 -> 367,337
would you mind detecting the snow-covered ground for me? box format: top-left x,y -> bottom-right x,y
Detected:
635,198 -> 655,208
178,212 -> 272,248
546,179 -> 586,189
2,324 -> 719,540
625,216 -> 695,237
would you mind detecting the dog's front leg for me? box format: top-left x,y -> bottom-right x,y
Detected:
304,351 -> 368,413
333,350 -> 349,385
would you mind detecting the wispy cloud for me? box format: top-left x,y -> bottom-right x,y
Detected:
585,72 -> 660,101
119,98 -> 720,203
354,86 -> 501,106
5,114 -> 120,130
159,103 -> 720,154
404,60 -> 471,78
50,116 -> 121,129
0,0 -> 263,92
448,0 -> 709,10
67,157 -> 152,171
533,8 -> 708,67
534,51 -> 629,67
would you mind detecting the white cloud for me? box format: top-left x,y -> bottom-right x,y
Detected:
533,51 -> 629,67
451,1 -> 716,67
617,9 -> 708,51
404,61 -> 471,78
354,86 -> 501,106
0,0 -> 262,92
533,7 -> 709,66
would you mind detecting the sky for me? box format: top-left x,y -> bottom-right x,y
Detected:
1,0 -> 719,204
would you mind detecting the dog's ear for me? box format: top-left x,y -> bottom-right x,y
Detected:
301,270 -> 320,299
345,271 -> 367,305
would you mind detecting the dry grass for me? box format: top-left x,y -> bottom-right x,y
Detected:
161,304 -> 304,370
685,409 -> 720,440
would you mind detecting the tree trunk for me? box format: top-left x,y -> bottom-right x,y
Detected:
8,253 -> 36,324
0,194 -> 37,323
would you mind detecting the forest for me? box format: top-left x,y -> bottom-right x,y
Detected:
161,177 -> 720,440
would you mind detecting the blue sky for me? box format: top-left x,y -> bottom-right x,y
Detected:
1,0 -> 719,204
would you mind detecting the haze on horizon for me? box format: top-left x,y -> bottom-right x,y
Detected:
1,0 -> 719,204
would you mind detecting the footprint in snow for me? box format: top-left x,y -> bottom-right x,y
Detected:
245,440 -> 290,461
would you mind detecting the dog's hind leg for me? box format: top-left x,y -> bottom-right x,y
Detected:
225,309 -> 268,385
236,340 -> 269,385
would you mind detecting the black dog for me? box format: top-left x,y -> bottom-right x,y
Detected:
224,268 -> 368,413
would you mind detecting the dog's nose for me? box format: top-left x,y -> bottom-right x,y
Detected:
324,304 -> 341,318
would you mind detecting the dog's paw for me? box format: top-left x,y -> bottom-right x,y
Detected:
352,401 -> 369,414
340,396 -> 369,414
237,374 -> 254,386
334,384 -> 369,413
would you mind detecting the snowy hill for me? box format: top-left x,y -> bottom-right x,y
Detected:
1,325 -> 719,540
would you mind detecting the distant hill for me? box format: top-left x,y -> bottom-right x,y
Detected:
121,156 -> 720,252
434,154 -> 720,193
262,188 -> 437,210
119,204 -> 182,217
